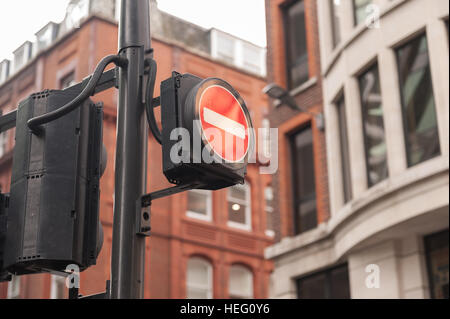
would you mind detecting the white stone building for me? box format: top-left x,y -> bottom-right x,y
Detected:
266,0 -> 449,299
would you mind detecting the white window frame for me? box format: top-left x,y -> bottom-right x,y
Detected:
186,189 -> 213,222
229,265 -> 254,299
264,186 -> 275,237
7,275 -> 21,299
186,257 -> 213,299
13,42 -> 32,72
242,43 -> 262,74
0,130 -> 8,158
0,60 -> 10,84
227,183 -> 252,231
50,275 -> 66,299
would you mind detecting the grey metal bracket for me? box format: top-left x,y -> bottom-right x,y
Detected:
136,198 -> 151,237
137,182 -> 205,237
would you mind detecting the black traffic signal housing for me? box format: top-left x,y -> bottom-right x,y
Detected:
3,86 -> 104,275
160,72 -> 254,190
0,193 -> 10,282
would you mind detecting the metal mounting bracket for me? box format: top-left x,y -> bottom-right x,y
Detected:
136,182 -> 205,237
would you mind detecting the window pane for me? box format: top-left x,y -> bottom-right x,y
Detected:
298,273 -> 327,299
228,201 -> 246,224
297,264 -> 350,299
330,0 -> 341,48
243,45 -> 261,74
0,131 -> 8,158
229,184 -> 246,201
228,183 -> 251,228
60,72 -> 75,89
285,0 -> 309,88
336,96 -> 353,203
187,190 -> 209,216
217,35 -> 234,64
353,0 -> 373,26
397,34 -> 440,167
359,63 -> 388,186
187,258 -> 212,299
265,187 -> 274,233
425,230 -> 449,299
330,266 -> 351,299
50,275 -> 66,299
290,126 -> 317,234
229,265 -> 253,299
7,275 -> 21,299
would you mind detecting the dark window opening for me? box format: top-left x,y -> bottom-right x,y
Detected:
336,95 -> 352,203
297,264 -> 350,299
290,125 -> 317,235
283,0 -> 309,89
425,230 -> 449,299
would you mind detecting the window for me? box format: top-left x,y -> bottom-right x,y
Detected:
227,182 -> 251,231
186,190 -> 212,221
36,23 -> 58,52
353,0 -> 373,26
284,0 -> 309,88
359,63 -> 388,187
65,0 -> 89,30
0,130 -> 8,158
50,275 -> 66,299
261,118 -> 271,158
330,0 -> 341,48
187,257 -> 213,299
396,34 -> 440,167
297,264 -> 350,299
0,110 -> 8,158
13,42 -> 32,72
290,126 -> 317,234
265,186 -> 275,237
336,96 -> 352,203
217,34 -> 235,64
229,265 -> 254,299
0,60 -> 10,84
425,230 -> 449,299
243,44 -> 261,74
7,275 -> 21,299
60,72 -> 76,89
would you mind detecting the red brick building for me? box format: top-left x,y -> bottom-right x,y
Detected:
0,3 -> 273,299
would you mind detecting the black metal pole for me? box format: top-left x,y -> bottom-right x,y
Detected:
111,0 -> 151,299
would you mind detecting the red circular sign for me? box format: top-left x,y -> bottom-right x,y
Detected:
199,85 -> 250,163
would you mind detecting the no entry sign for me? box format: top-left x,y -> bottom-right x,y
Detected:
161,73 -> 253,189
199,84 -> 251,163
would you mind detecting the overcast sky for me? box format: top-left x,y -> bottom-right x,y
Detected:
0,0 -> 266,61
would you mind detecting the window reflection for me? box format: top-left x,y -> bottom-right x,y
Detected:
359,63 -> 388,186
396,34 -> 440,167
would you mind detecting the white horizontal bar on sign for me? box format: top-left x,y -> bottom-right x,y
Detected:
203,107 -> 246,140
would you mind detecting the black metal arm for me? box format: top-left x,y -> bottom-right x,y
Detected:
27,55 -> 128,133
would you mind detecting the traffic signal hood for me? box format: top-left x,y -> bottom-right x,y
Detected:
3,87 -> 104,275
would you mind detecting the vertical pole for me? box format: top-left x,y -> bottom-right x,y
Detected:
111,0 -> 151,299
